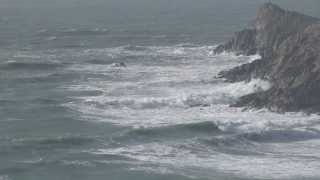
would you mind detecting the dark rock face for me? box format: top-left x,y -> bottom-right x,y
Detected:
251,24 -> 320,113
218,58 -> 269,82
214,29 -> 257,56
216,3 -> 319,58
215,3 -> 320,113
255,3 -> 319,58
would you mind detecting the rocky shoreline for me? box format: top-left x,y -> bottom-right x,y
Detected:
215,3 -> 320,113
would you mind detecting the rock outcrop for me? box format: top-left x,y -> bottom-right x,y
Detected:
215,3 -> 320,113
214,29 -> 257,56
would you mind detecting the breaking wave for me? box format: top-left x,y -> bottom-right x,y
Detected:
116,121 -> 221,142
71,78 -> 270,110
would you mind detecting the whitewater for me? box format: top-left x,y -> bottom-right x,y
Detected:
1,40 -> 320,180
47,44 -> 320,179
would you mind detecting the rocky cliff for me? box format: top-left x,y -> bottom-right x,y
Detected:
215,3 -> 320,113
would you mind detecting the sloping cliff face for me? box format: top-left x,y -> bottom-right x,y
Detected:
215,3 -> 320,113
255,3 -> 319,58
213,29 -> 257,56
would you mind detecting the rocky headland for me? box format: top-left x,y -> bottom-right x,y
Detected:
215,3 -> 320,113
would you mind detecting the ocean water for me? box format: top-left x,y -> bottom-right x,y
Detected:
1,0 -> 320,180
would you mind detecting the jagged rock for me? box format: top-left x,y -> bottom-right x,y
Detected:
255,3 -> 319,58
215,3 -> 319,58
215,3 -> 320,113
218,58 -> 269,82
214,29 -> 257,56
242,23 -> 320,113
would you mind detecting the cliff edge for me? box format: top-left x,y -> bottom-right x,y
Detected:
215,3 -> 320,113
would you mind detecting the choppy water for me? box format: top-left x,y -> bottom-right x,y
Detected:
1,0 -> 320,180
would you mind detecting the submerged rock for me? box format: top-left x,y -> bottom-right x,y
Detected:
111,62 -> 126,68
215,3 -> 320,113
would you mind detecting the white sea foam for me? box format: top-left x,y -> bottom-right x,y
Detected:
46,36 -> 57,41
222,78 -> 271,97
62,44 -> 305,132
62,44 -> 318,137
17,158 -> 43,164
248,54 -> 262,63
13,53 -> 42,59
36,29 -> 48,33
68,78 -> 270,112
92,28 -> 108,32
92,140 -> 320,179
62,28 -> 77,33
63,44 -> 320,179
75,45 -> 219,61
60,160 -> 95,167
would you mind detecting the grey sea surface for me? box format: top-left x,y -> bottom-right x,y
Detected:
1,0 -> 320,179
